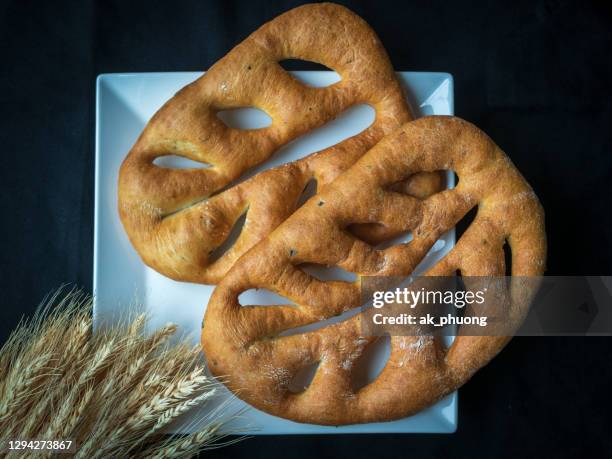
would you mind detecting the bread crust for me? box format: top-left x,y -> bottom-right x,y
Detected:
118,3 -> 429,284
201,116 -> 547,425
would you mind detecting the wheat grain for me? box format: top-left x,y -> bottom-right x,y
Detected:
0,288 -> 245,458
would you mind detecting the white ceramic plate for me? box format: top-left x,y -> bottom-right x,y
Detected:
94,71 -> 457,434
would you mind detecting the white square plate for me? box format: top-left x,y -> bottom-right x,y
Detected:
94,71 -> 457,434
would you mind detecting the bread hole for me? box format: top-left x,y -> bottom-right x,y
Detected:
386,170 -> 448,200
346,223 -> 391,246
278,306 -> 361,337
347,224 -> 445,255
216,107 -> 272,129
238,288 -> 293,307
350,335 -> 391,392
374,231 -> 413,251
503,239 -> 512,276
451,172 -> 459,189
441,334 -> 455,350
212,104 -> 375,193
455,205 -> 478,241
287,361 -> 320,393
153,155 -> 212,169
208,211 -> 247,263
274,104 -> 374,162
431,239 -> 446,252
352,224 -> 445,256
296,179 -> 318,208
300,263 -> 357,283
411,237 -> 453,276
279,59 -> 341,87
279,59 -> 335,71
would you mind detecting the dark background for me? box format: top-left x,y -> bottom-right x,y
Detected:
1,0 -> 611,457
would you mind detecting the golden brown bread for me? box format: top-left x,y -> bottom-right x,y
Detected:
118,3 -> 442,284
201,116 -> 547,425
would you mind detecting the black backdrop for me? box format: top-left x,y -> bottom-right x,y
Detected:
1,0 -> 611,457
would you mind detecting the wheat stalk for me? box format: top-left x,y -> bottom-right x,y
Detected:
0,288 -> 246,458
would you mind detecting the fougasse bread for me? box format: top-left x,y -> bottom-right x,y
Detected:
201,116 -> 547,425
118,3 -> 444,284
